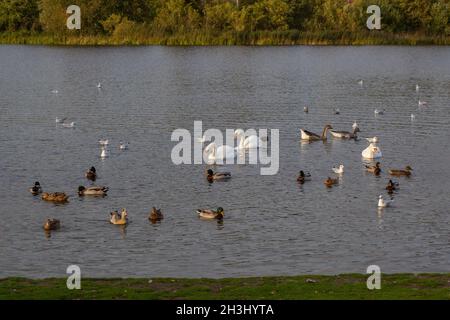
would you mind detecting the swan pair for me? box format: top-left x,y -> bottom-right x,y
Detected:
203,129 -> 266,162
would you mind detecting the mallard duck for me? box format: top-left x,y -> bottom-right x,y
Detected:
365,162 -> 381,175
149,207 -> 164,222
43,218 -> 60,231
386,180 -> 399,194
389,166 -> 413,176
197,207 -> 224,220
42,192 -> 69,203
206,169 -> 231,182
78,185 -> 108,196
378,195 -> 393,208
85,167 -> 97,181
300,125 -> 333,141
297,171 -> 311,184
29,181 -> 42,195
110,209 -> 128,225
324,177 -> 338,188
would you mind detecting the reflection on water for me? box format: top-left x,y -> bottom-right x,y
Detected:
0,46 -> 449,278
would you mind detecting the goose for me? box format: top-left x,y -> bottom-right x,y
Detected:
204,142 -> 236,164
119,142 -> 129,150
110,209 -> 128,225
43,218 -> 60,231
206,169 -> 231,182
62,122 -> 76,128
303,106 -> 309,113
85,167 -> 97,181
330,127 -> 359,139
389,166 -> 413,176
297,170 -> 311,184
98,139 -> 109,146
418,100 -> 428,107
100,147 -> 109,159
324,177 -> 338,188
386,180 -> 399,194
78,186 -> 108,196
332,164 -> 344,174
378,195 -> 393,208
365,162 -> 381,175
29,181 -> 42,195
149,207 -> 164,223
300,125 -> 333,141
42,192 -> 69,203
234,129 -> 266,149
55,117 -> 67,124
374,109 -> 384,115
197,207 -> 224,220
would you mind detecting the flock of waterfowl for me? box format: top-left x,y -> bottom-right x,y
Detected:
34,80 -> 425,233
297,80 -> 424,209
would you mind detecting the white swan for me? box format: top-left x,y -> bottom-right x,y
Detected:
362,142 -> 382,159
332,164 -> 344,174
234,129 -> 265,149
378,195 -> 393,208
204,142 -> 236,164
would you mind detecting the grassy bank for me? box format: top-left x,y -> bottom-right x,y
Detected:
1,31 -> 450,46
1,274 -> 449,300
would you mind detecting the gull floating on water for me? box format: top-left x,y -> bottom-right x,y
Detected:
303,106 -> 309,113
358,80 -> 364,86
352,122 -> 359,131
418,100 -> 428,107
332,164 -> 345,174
416,84 -> 420,92
119,142 -> 129,150
334,108 -> 340,115
411,114 -> 416,121
99,139 -> 109,146
97,82 -> 102,89
374,109 -> 384,115
51,89 -> 59,94
55,117 -> 67,124
378,195 -> 393,208
100,147 -> 109,159
62,122 -> 75,128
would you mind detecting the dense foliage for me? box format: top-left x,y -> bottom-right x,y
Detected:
0,0 -> 449,44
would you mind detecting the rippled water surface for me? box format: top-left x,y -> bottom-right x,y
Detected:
0,46 -> 449,278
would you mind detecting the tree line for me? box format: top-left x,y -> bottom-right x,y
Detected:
0,0 -> 449,44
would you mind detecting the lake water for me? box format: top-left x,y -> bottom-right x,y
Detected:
0,46 -> 449,278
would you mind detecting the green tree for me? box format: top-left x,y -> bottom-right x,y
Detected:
0,0 -> 39,31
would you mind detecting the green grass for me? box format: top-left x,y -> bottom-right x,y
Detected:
0,274 -> 449,300
1,31 -> 450,46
